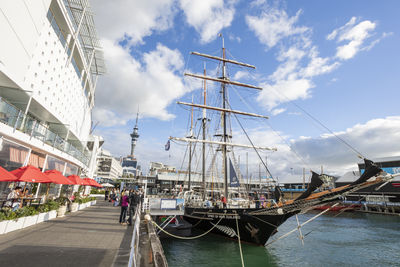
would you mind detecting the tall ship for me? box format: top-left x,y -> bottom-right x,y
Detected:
170,36 -> 397,246
0,0 -> 105,194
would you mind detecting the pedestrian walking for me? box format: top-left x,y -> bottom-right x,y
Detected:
119,191 -> 129,224
128,190 -> 140,225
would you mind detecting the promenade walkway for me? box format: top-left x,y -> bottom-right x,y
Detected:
0,200 -> 133,267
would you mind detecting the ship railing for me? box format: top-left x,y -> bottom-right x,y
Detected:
0,97 -> 90,166
128,203 -> 142,267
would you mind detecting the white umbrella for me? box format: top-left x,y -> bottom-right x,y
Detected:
101,183 -> 114,187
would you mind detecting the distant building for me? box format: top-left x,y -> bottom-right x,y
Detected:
95,149 -> 122,182
336,156 -> 400,203
121,155 -> 141,177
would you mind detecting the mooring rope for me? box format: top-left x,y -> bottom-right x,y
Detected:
151,216 -> 224,240
235,214 -> 245,267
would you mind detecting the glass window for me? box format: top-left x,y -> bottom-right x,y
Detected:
0,138 -> 30,171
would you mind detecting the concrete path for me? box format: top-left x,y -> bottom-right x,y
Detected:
0,200 -> 133,267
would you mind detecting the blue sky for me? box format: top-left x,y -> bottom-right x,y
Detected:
91,0 -> 400,179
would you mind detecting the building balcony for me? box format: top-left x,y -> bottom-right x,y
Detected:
0,96 -> 90,166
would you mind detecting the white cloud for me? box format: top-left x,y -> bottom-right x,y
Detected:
179,0 -> 237,44
246,5 -> 386,111
93,40 -> 187,126
327,17 -> 377,60
258,78 -> 313,110
291,116 -> 400,172
92,0 -> 177,45
233,70 -> 251,80
92,108 -> 128,127
246,8 -> 309,49
271,108 -> 286,116
231,116 -> 400,182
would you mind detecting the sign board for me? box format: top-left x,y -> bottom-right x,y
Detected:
160,199 -> 177,210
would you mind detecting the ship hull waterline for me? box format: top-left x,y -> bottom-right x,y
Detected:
184,207 -> 298,246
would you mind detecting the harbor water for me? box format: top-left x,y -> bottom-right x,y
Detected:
161,212 -> 400,267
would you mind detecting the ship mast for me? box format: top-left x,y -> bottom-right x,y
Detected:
172,34 -> 269,199
187,96 -> 194,191
202,65 -> 207,200
221,36 -> 229,198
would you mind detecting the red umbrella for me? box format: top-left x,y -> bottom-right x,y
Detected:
44,170 -> 73,185
93,180 -> 103,188
83,178 -> 102,187
67,174 -> 85,185
0,166 -> 19,182
11,165 -> 53,183
81,179 -> 91,186
83,178 -> 94,186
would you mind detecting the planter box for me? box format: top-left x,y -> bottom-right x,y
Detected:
37,212 -> 50,223
57,205 -> 67,217
23,215 -> 39,228
0,220 -> 9,234
91,200 -> 96,206
71,203 -> 79,212
48,210 -> 57,220
5,217 -> 25,233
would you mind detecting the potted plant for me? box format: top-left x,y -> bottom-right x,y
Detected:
70,192 -> 80,212
55,197 -> 69,217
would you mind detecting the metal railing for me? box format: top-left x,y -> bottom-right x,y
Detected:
0,97 -> 90,166
128,204 -> 142,267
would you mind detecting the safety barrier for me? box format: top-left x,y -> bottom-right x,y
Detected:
128,204 -> 141,267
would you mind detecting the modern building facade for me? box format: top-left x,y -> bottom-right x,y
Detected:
0,0 -> 105,193
95,149 -> 122,182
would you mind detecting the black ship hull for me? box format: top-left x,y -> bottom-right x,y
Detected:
184,206 -> 297,246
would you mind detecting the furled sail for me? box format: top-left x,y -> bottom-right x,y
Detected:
295,171 -> 324,201
229,159 -> 239,187
350,159 -> 382,185
274,186 -> 283,202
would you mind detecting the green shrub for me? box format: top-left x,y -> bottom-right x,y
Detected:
14,206 -> 39,218
37,204 -> 50,213
90,188 -> 104,194
0,207 -> 17,221
47,200 -> 60,211
55,197 -> 69,206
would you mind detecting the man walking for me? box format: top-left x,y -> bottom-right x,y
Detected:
128,190 -> 140,225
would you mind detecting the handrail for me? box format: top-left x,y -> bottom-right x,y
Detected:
128,203 -> 142,267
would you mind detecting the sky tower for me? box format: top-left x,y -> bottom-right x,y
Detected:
130,111 -> 139,157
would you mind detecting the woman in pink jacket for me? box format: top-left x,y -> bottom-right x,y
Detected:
119,191 -> 129,224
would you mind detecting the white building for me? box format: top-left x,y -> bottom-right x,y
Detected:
95,149 -> 122,181
0,0 -> 105,189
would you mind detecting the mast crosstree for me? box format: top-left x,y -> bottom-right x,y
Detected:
174,35 -> 268,198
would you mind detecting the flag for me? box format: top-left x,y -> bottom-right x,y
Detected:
165,140 -> 170,151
